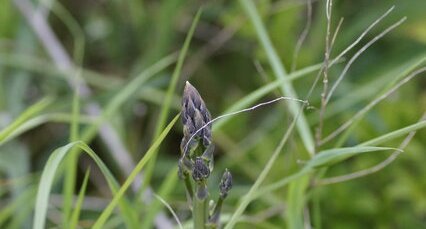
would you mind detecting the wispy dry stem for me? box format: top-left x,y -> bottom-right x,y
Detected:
320,67 -> 426,145
325,17 -> 407,104
315,0 -> 333,149
315,113 -> 425,186
183,97 -> 309,154
331,18 -> 344,50
330,6 -> 395,66
304,18 -> 343,102
305,6 -> 395,103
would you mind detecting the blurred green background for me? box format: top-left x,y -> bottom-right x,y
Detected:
0,0 -> 425,228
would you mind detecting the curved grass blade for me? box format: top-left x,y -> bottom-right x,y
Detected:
47,1 -> 87,224
91,114 -> 180,229
0,113 -> 94,147
33,141 -> 136,229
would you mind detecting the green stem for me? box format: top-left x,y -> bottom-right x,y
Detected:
313,188 -> 322,229
184,175 -> 194,199
208,197 -> 224,228
194,183 -> 208,229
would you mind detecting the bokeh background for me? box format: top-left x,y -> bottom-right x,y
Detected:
0,0 -> 425,228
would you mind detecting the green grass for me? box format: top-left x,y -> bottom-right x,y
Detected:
0,0 -> 425,229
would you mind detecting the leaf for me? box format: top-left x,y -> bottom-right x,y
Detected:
238,0 -> 315,155
308,146 -> 401,168
0,113 -> 94,147
286,175 -> 310,229
33,141 -> 135,229
254,147 -> 401,201
69,168 -> 91,229
358,120 -> 426,146
0,97 -> 52,143
92,114 -> 180,229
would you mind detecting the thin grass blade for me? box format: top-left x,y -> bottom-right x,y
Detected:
0,97 -> 52,142
358,120 -> 426,147
238,0 -> 315,155
92,114 -> 180,229
33,141 -> 136,229
69,168 -> 91,229
144,7 -> 203,196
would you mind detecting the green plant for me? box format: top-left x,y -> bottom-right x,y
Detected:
180,82 -> 232,229
0,0 -> 425,228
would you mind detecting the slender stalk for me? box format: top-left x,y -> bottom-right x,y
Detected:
208,197 -> 224,227
315,0 -> 333,150
194,183 -> 208,229
184,175 -> 194,199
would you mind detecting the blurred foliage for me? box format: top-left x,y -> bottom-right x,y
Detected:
0,0 -> 425,228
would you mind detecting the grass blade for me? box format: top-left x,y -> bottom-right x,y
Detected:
254,146 -> 400,199
0,113 -> 95,147
286,175 -> 310,229
144,7 -> 202,199
69,168 -> 91,229
238,0 -> 315,155
224,106 -> 303,229
358,120 -> 426,147
308,146 -> 401,168
32,141 -> 135,229
0,97 -> 52,142
50,0 -> 87,224
92,114 -> 180,229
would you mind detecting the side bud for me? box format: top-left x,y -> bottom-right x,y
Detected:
192,157 -> 210,182
219,169 -> 232,198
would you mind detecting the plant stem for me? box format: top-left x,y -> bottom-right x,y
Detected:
184,174 -> 194,199
208,197 -> 223,228
194,183 -> 208,229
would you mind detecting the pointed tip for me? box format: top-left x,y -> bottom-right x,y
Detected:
184,81 -> 198,95
185,81 -> 193,89
184,81 -> 193,90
